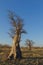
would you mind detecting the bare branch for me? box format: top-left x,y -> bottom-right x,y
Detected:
21,29 -> 27,34
8,11 -> 17,28
8,32 -> 14,39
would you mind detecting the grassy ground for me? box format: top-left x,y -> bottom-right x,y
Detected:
0,46 -> 43,65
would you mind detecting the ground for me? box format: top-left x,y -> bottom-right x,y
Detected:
0,45 -> 43,65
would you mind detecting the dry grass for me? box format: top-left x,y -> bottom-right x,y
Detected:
0,46 -> 43,65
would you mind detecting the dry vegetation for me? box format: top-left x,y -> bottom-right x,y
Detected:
0,45 -> 43,65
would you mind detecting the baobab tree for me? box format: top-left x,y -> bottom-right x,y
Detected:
8,11 -> 26,60
26,39 -> 34,50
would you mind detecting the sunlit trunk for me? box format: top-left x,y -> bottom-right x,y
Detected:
29,46 -> 31,50
8,34 -> 22,60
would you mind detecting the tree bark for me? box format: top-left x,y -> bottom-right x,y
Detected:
8,34 -> 22,60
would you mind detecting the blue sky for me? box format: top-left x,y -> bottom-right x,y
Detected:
0,0 -> 43,47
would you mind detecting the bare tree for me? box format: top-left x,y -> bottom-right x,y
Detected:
26,39 -> 34,50
8,11 -> 26,60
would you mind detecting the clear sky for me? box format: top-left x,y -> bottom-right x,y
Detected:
0,0 -> 43,47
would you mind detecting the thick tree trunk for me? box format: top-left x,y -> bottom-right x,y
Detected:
8,34 -> 22,60
29,45 -> 31,50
